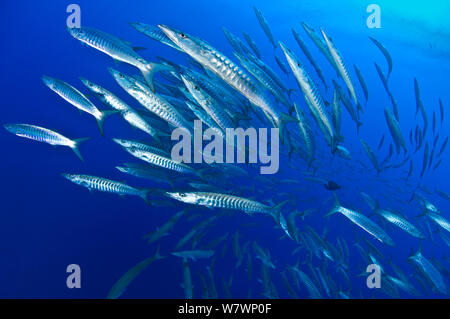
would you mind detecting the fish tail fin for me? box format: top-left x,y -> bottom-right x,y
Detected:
356,121 -> 363,135
277,112 -> 298,144
142,62 -> 174,93
330,136 -> 338,154
153,245 -> 165,260
71,137 -> 90,161
140,187 -> 159,206
96,110 -> 117,136
325,192 -> 341,217
273,199 -> 290,213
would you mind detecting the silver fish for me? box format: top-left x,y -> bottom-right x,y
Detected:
158,25 -> 296,136
42,75 -> 114,135
321,28 -> 358,104
165,192 -> 285,217
253,6 -> 277,49
409,250 -> 447,295
109,68 -> 190,130
279,42 -> 336,151
4,124 -> 89,161
62,174 -> 150,203
327,195 -> 394,246
67,26 -> 172,91
80,78 -> 158,138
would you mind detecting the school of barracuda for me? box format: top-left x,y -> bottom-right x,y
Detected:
4,6 -> 450,298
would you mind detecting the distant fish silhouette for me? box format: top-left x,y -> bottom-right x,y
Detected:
324,181 -> 341,191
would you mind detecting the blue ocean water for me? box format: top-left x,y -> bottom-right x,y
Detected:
0,0 -> 449,298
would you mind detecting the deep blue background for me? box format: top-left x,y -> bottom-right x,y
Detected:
0,0 -> 449,298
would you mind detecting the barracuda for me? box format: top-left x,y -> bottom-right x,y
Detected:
234,53 -> 290,108
62,174 -> 151,203
279,42 -> 336,152
253,6 -> 277,49
384,107 -> 407,154
409,250 -> 447,295
327,195 -> 394,246
129,22 -> 182,51
185,101 -> 225,138
67,26 -> 172,91
301,22 -> 336,70
293,102 -> 315,165
42,76 -> 115,135
4,124 -> 89,161
112,138 -> 170,158
158,24 -> 296,138
180,75 -> 234,132
80,78 -> 158,139
426,211 -> 450,233
108,68 -> 190,130
360,139 -> 382,173
165,192 -> 286,217
123,146 -> 197,175
374,204 -> 425,239
292,28 -> 329,91
321,28 -> 358,104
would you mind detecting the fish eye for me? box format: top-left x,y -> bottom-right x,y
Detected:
180,33 -> 186,39
180,193 -> 186,197
120,74 -> 124,78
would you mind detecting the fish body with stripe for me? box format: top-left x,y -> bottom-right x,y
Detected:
80,78 -> 158,138
409,251 -> 447,295
122,146 -> 197,176
253,6 -> 277,49
62,174 -> 150,202
165,192 -> 283,217
158,25 -> 294,133
180,75 -> 234,132
109,68 -> 190,130
327,196 -> 394,246
42,76 -> 114,135
279,42 -> 336,151
4,124 -> 89,161
321,28 -> 358,104
384,107 -> 407,154
374,206 -> 425,239
67,26 -> 171,91
129,22 -> 182,51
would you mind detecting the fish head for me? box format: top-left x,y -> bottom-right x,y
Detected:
165,192 -> 200,204
112,138 -> 131,148
79,77 -> 105,96
62,174 -> 90,188
158,25 -> 211,64
179,74 -> 201,99
129,22 -> 149,33
278,42 -> 307,83
107,67 -> 135,91
41,75 -> 57,89
158,25 -> 196,51
61,173 -> 84,185
66,26 -> 88,41
3,124 -> 17,134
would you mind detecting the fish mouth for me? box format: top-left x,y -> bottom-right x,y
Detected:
3,124 -> 15,133
41,75 -> 53,86
78,77 -> 91,87
112,138 -> 126,147
60,173 -> 71,180
158,24 -> 178,43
